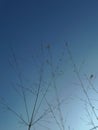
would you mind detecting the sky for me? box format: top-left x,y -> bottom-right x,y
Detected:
0,0 -> 98,130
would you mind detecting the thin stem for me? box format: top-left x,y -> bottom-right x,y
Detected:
65,43 -> 98,120
47,46 -> 65,130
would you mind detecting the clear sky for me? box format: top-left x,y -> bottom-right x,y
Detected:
0,0 -> 98,130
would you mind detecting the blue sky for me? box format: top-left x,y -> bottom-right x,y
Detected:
0,0 -> 98,130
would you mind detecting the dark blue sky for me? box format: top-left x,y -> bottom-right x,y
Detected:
0,1 -> 98,130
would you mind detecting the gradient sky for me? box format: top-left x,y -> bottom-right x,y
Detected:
0,0 -> 98,130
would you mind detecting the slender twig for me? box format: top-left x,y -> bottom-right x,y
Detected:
0,96 -> 28,126
65,42 -> 98,120
10,46 -> 30,122
29,45 -> 45,128
85,105 -> 97,130
47,45 -> 65,130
